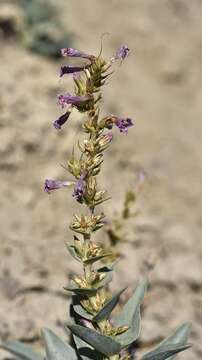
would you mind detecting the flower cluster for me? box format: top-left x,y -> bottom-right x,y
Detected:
47,45 -> 134,207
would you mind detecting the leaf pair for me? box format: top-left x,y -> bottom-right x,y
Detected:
68,279 -> 148,356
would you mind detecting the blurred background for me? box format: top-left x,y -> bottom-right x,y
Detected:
0,0 -> 201,359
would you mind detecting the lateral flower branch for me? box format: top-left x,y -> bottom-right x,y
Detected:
0,44 -> 191,360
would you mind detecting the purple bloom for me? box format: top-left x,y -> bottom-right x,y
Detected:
61,47 -> 94,61
58,94 -> 91,109
115,45 -> 130,60
44,179 -> 72,194
53,110 -> 71,129
60,65 -> 88,77
115,118 -> 134,133
73,173 -> 86,203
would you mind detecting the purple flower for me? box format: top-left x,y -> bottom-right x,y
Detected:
53,110 -> 71,129
115,118 -> 134,133
58,94 -> 91,109
60,65 -> 88,77
115,45 -> 130,60
44,179 -> 73,194
61,47 -> 94,61
73,173 -> 86,203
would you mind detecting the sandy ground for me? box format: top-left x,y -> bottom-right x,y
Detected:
0,0 -> 202,359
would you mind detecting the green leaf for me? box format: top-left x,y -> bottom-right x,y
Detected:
162,322 -> 191,344
142,323 -> 191,360
73,304 -> 94,320
113,278 -> 148,327
163,323 -> 191,360
64,283 -> 99,296
141,343 -> 191,360
42,328 -> 77,360
73,335 -> 103,360
113,279 -> 148,347
93,288 -> 126,322
68,324 -> 121,356
97,265 -> 113,273
66,244 -> 81,262
84,253 -> 111,265
97,260 -> 119,273
115,306 -> 140,347
0,340 -> 43,360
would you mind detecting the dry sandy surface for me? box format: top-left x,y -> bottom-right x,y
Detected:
0,1 -> 202,359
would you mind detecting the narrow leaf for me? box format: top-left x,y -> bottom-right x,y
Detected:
141,343 -> 191,360
161,322 -> 191,346
84,253 -> 111,265
142,323 -> 192,360
64,283 -> 99,296
42,328 -> 77,360
93,288 -> 126,322
68,324 -> 121,356
0,341 -> 43,360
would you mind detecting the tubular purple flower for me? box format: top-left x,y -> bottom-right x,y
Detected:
58,94 -> 91,109
114,117 -> 134,133
115,45 -> 130,60
44,179 -> 73,194
61,47 -> 95,61
73,173 -> 86,203
60,65 -> 88,77
53,110 -> 71,129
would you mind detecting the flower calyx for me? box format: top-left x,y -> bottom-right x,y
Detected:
70,213 -> 105,235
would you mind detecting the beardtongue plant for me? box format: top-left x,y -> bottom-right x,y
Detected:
1,45 -> 191,360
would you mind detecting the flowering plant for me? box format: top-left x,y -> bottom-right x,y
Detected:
0,44 -> 191,360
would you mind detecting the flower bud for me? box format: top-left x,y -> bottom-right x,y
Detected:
53,110 -> 71,129
97,132 -> 113,151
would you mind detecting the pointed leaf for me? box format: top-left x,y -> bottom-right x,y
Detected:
163,322 -> 191,360
68,324 -> 121,356
141,343 -> 191,360
0,341 -> 43,360
97,265 -> 113,273
73,335 -> 103,360
113,278 -> 148,327
66,244 -> 81,262
115,306 -> 140,347
97,260 -> 119,273
142,323 -> 191,360
64,283 -> 99,296
42,328 -> 77,360
93,288 -> 126,322
73,304 -> 94,320
84,253 -> 111,265
113,279 -> 148,347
